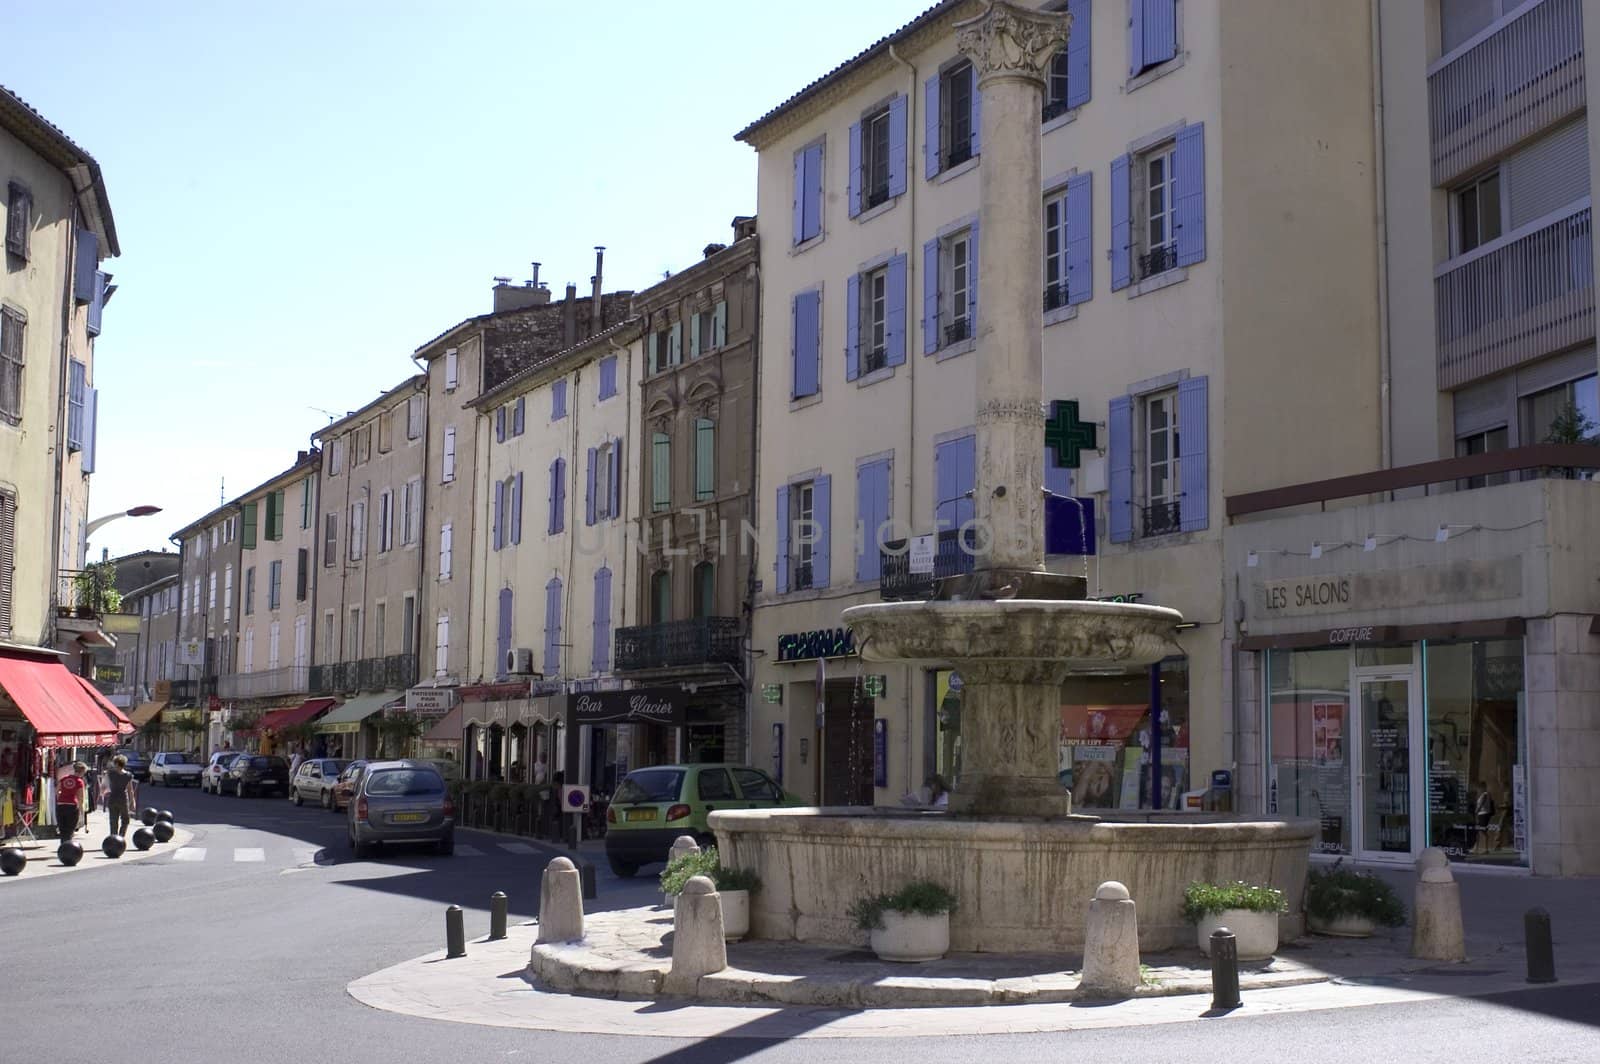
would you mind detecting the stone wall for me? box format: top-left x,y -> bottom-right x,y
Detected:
1527,614 -> 1600,876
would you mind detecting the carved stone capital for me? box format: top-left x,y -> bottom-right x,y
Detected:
955,1 -> 1073,88
976,398 -> 1047,427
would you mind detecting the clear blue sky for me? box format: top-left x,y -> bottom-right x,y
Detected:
7,0 -> 929,564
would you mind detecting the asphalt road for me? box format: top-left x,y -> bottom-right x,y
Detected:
7,787 -> 1599,1063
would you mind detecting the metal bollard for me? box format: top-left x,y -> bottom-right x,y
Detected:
1210,928 -> 1242,1010
579,861 -> 597,900
489,891 -> 508,941
1525,907 -> 1556,984
445,904 -> 466,959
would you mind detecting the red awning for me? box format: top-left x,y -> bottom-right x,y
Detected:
0,652 -> 121,748
258,697 -> 337,733
74,675 -> 135,736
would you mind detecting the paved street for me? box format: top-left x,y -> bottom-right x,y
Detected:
3,789 -> 1596,1063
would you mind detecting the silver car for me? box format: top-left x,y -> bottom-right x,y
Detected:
346,760 -> 454,858
150,751 -> 203,787
290,758 -> 349,808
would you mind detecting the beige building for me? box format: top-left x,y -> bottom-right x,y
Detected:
0,86 -> 118,662
737,0 -> 1383,805
119,572 -> 180,746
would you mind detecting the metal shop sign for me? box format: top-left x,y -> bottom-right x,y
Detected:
567,687 -> 688,728
776,627 -> 856,663
405,687 -> 457,717
761,684 -> 783,704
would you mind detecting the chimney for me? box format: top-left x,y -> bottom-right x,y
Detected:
732,215 -> 757,242
531,262 -> 541,288
563,283 -> 578,348
590,247 -> 605,333
494,268 -> 553,312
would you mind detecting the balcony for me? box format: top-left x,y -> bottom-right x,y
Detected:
1142,500 -> 1183,538
879,528 -> 978,602
1428,0 -> 1585,186
169,676 -> 218,705
1434,201 -> 1593,389
219,666 -> 310,701
1043,282 -> 1070,312
614,617 -> 742,673
309,654 -> 417,695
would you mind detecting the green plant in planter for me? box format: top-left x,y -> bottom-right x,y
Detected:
1305,864 -> 1406,928
658,847 -> 762,895
1181,881 -> 1287,924
74,560 -> 121,616
849,880 -> 958,931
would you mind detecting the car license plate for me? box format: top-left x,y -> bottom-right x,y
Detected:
391,812 -> 427,823
625,808 -> 657,822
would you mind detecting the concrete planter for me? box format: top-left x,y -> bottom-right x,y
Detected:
1197,909 -> 1279,960
869,910 -> 950,963
720,890 -> 750,941
1308,912 -> 1377,938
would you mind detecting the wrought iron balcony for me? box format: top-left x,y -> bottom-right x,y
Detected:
1043,283 -> 1070,312
879,528 -> 978,602
792,560 -> 815,591
944,140 -> 973,169
614,617 -> 742,672
219,666 -> 310,701
863,179 -> 890,210
943,318 -> 970,346
1139,244 -> 1177,280
169,677 -> 217,705
1042,98 -> 1072,123
310,654 -> 417,694
1142,500 -> 1183,538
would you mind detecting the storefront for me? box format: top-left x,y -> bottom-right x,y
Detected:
311,693 -> 396,760
255,697 -> 337,756
564,686 -> 689,795
0,646 -> 124,836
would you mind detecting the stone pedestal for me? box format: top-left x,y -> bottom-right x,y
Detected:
666,875 -> 727,994
1412,848 -> 1466,962
948,666 -> 1073,817
537,856 -> 585,944
1080,881 -> 1141,996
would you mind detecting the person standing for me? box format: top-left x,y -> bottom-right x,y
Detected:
288,746 -> 305,798
55,762 -> 87,838
104,754 -> 136,838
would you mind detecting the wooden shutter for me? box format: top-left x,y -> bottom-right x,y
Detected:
668,322 -> 681,365
554,457 -> 566,533
652,433 -> 671,512
855,459 -> 890,582
967,220 -> 980,333
1108,396 -> 1134,542
888,94 -> 908,198
923,239 -> 940,354
845,272 -> 861,381
1067,0 -> 1092,108
1066,172 -> 1094,305
712,301 -> 727,348
512,471 -> 524,544
791,290 -> 820,398
296,548 -> 308,600
591,567 -> 612,673
793,147 -> 807,244
848,120 -> 863,218
514,396 -> 525,435
0,490 -> 14,637
886,253 -> 907,366
543,578 -> 563,676
493,479 -> 504,551
1110,154 -> 1132,290
924,74 -> 941,179
497,588 -> 513,677
1178,376 -> 1209,532
812,475 -> 832,590
695,418 -> 715,501
443,427 -> 456,481
586,447 -> 598,526
775,487 -> 790,593
82,389 -> 98,473
689,311 -> 701,359
805,144 -> 823,241
67,360 -> 85,450
1174,123 -> 1207,267
6,183 -> 29,260
496,406 -> 506,443
74,229 -> 98,303
608,439 -> 621,519
263,492 -> 278,542
242,501 -> 258,550
968,65 -> 981,156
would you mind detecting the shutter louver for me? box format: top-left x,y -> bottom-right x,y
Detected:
923,239 -> 940,354
848,120 -> 863,219
1174,123 -> 1206,267
1108,396 -> 1134,542
845,273 -> 861,381
592,567 -> 612,674
888,94 -> 908,198
1066,172 -> 1094,306
812,475 -> 831,590
1178,376 -> 1209,532
792,290 -> 820,398
586,447 -> 598,526
886,254 -> 907,366
924,74 -> 941,179
775,487 -> 790,593
1066,0 -> 1092,109
0,491 -> 14,637
1110,154 -> 1132,290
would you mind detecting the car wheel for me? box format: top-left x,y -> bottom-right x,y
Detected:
321,790 -> 333,811
292,790 -> 303,806
607,857 -> 639,878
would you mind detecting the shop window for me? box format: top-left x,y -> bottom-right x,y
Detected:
1523,373 -> 1598,444
1266,647 -> 1353,856
1424,639 -> 1526,866
1059,657 -> 1190,811
1455,426 -> 1510,489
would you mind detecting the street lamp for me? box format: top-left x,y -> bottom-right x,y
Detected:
86,505 -> 163,538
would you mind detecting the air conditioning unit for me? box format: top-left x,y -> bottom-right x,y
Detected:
506,647 -> 536,675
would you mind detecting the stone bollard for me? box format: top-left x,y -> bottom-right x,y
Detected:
663,835 -> 701,910
537,856 -> 585,944
1080,880 -> 1140,996
1411,848 -> 1466,962
664,875 -> 727,994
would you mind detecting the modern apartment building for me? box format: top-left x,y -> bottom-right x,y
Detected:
737,0 -> 1384,805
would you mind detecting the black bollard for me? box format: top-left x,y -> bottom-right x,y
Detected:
445,904 -> 466,959
578,860 -> 597,900
490,891 -> 508,941
1210,928 -> 1242,1010
1525,907 -> 1556,984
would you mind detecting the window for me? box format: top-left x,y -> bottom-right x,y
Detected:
791,289 -> 821,398
1044,187 -> 1070,309
514,396 -> 526,436
0,307 -> 22,425
435,612 -> 450,677
349,501 -> 366,561
543,577 -> 563,676
323,513 -> 338,566
1112,124 -> 1205,290
1440,0 -> 1516,54
548,457 -> 566,534
244,567 -> 255,616
1129,0 -> 1179,77
652,433 -> 671,513
1143,391 -> 1182,536
1455,170 -> 1503,255
378,490 -> 394,552
793,140 -> 824,245
444,348 -> 458,391
442,427 -> 456,482
222,566 -> 233,622
268,560 -> 282,611
693,562 -> 715,620
650,330 -> 672,375
323,610 -> 336,662
191,578 -> 199,615
496,405 -> 507,443
591,441 -> 618,523
943,229 -> 973,345
694,419 -> 715,502
1523,373 -> 1599,444
401,479 -> 419,545
1142,145 -> 1178,278
406,394 -> 423,440
211,526 -> 218,551
378,411 -> 393,453
860,104 -> 892,211
598,355 -> 618,399
296,548 -> 308,601
5,182 -> 30,261
862,266 -> 888,374
67,360 -> 86,450
492,479 -> 505,551
266,490 -> 285,541
1045,50 -> 1072,121
208,572 -> 217,610
347,607 -> 362,659
327,437 -> 344,476
243,628 -> 254,673
790,481 -> 816,590
1456,427 -> 1511,489
402,593 -> 416,655
300,477 -> 312,530
438,522 -> 453,580
295,617 -> 310,668
933,61 -> 977,172
651,570 -> 671,624
268,621 -> 281,670
509,471 -> 524,545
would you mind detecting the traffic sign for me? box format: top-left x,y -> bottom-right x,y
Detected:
562,784 -> 591,813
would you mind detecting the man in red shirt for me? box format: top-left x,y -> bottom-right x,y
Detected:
56,762 -> 88,838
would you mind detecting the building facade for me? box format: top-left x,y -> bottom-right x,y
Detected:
171,504 -> 242,750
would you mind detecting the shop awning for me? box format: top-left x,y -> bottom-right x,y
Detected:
423,704 -> 463,744
0,652 -> 121,748
74,675 -> 134,736
313,693 -> 393,735
129,701 -> 167,729
258,697 -> 337,734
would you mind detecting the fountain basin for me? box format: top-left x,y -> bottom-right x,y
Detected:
712,808 -> 1316,953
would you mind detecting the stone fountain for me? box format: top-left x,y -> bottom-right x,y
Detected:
714,1 -> 1314,953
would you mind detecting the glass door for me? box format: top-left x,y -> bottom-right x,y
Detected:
1355,674 -> 1418,860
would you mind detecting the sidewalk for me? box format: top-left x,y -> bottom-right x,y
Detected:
0,807 -> 194,884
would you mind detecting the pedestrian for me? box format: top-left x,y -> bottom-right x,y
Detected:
55,762 -> 88,838
532,751 -> 549,788
104,754 -> 136,838
288,745 -> 305,792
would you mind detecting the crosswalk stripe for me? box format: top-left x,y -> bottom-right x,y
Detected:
173,848 -> 206,862
234,848 -> 266,862
455,844 -> 484,857
499,842 -> 539,855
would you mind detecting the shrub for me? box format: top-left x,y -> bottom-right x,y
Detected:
1181,881 -> 1287,924
849,880 -> 958,931
658,846 -> 762,896
1305,864 -> 1406,928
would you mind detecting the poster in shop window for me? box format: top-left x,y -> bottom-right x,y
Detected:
1312,700 -> 1345,766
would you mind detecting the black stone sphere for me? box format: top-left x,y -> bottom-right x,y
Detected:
139,807 -> 159,826
132,827 -> 155,851
102,835 -> 126,859
0,846 -> 25,876
151,820 -> 175,844
57,840 -> 84,866
156,810 -> 174,824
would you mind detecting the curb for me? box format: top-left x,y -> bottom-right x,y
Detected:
0,824 -> 197,884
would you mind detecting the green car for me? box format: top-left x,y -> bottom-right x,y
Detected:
603,763 -> 803,877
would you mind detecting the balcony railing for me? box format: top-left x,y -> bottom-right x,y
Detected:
219,666 -> 310,701
1434,201 -> 1593,388
879,528 -> 978,601
1428,0 -> 1585,185
1142,500 -> 1183,538
1139,244 -> 1177,280
1043,282 -> 1070,311
169,677 -> 218,705
943,317 -> 971,346
614,617 -> 742,672
309,654 -> 418,694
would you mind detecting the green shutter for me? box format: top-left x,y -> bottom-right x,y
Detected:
241,501 -> 258,550
713,301 -> 727,348
695,418 -> 715,501
689,313 -> 701,359
264,492 -> 279,541
652,432 -> 671,512
300,478 -> 311,529
668,322 -> 681,366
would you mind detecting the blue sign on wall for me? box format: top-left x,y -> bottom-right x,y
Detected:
1045,495 -> 1097,555
873,718 -> 888,789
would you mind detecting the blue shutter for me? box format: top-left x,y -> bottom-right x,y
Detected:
775,487 -> 790,593
82,389 -> 98,474
807,144 -> 823,240
1142,0 -> 1178,71
1110,154 -> 1132,291
1178,376 -> 1209,532
885,253 -> 907,366
592,567 -> 611,673
1066,172 -> 1094,306
969,65 -> 981,156
609,441 -> 621,519
792,290 -> 820,398
856,460 -> 890,582
514,397 -> 525,435
848,120 -> 863,219
547,460 -> 560,534
967,220 -> 980,333
544,579 -> 562,676
496,406 -> 506,443
585,447 -> 597,526
1174,122 -> 1207,267
512,471 -> 524,545
845,272 -> 861,381
793,147 -> 807,243
935,437 -> 976,531
497,588 -> 513,677
955,435 -> 976,531
86,272 -> 105,337
73,230 -> 98,303
922,239 -> 940,354
493,479 -> 504,551
554,457 -> 566,532
1109,396 -> 1134,542
888,94 -> 908,198
1128,0 -> 1144,75
1067,0 -> 1092,108
813,474 -> 831,590
924,73 -> 941,179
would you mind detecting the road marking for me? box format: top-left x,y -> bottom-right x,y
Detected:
455,844 -> 484,857
173,848 -> 206,862
234,848 -> 266,862
499,842 -> 539,855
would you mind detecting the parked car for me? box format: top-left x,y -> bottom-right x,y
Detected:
227,754 -> 291,798
330,760 -> 370,812
201,751 -> 243,794
346,760 -> 454,858
291,758 -> 350,809
116,748 -> 150,782
603,764 -> 802,877
149,751 -> 203,787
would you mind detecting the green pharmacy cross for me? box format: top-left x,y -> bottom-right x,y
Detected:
1045,399 -> 1098,469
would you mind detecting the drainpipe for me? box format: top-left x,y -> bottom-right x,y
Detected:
1370,0 -> 1393,474
888,42 -> 919,795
